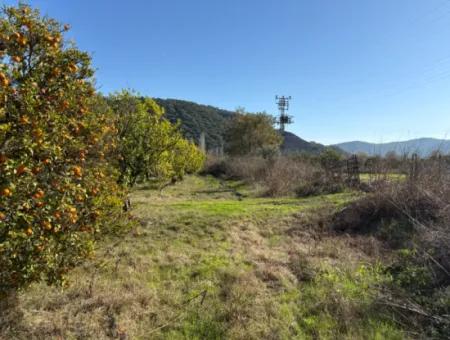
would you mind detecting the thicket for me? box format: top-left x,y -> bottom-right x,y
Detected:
331,156 -> 450,338
203,150 -> 347,197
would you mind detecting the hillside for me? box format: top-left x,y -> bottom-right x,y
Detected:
334,138 -> 450,157
156,98 -> 331,155
155,98 -> 234,149
281,131 -> 328,154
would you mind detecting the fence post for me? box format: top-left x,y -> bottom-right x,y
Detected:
346,155 -> 360,187
409,153 -> 419,184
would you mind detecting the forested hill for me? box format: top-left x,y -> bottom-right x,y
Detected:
155,98 -> 234,149
155,98 -> 333,154
281,131 -> 328,154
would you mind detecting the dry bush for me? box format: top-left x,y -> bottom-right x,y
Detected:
203,154 -> 345,197
263,157 -> 319,197
201,155 -> 267,181
331,158 -> 450,337
224,156 -> 268,182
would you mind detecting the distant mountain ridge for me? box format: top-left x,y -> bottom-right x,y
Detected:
334,138 -> 450,157
156,98 -> 330,154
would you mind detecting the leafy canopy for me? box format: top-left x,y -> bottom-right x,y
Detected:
108,91 -> 205,186
0,4 -> 122,294
224,109 -> 282,156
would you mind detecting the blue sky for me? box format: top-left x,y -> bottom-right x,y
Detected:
4,0 -> 450,144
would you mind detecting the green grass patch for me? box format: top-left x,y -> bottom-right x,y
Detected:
2,175 -> 409,339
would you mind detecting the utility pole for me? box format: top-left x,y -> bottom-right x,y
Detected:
275,95 -> 293,132
199,131 -> 206,153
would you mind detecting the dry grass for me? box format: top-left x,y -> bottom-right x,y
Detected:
331,160 -> 450,338
0,175 -> 409,339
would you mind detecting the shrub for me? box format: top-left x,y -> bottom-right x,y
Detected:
201,155 -> 267,182
331,162 -> 450,337
0,4 -> 122,295
203,154 -> 345,197
264,156 -> 319,197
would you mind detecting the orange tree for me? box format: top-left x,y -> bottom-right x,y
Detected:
0,4 -> 121,295
107,91 -> 205,186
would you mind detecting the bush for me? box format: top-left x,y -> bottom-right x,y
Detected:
331,163 -> 450,337
0,4 -> 122,295
264,156 -> 319,197
203,154 -> 345,197
201,155 -> 266,182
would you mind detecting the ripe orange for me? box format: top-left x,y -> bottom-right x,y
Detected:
12,56 -> 21,63
42,158 -> 51,165
0,72 -> 9,87
53,211 -> 62,219
16,164 -> 28,175
33,189 -> 45,199
18,36 -> 27,46
41,221 -> 52,230
25,227 -> 33,236
1,188 -> 12,197
0,212 -> 5,220
72,165 -> 82,177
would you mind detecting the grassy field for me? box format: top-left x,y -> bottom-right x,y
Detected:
359,172 -> 406,183
1,176 -> 408,339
